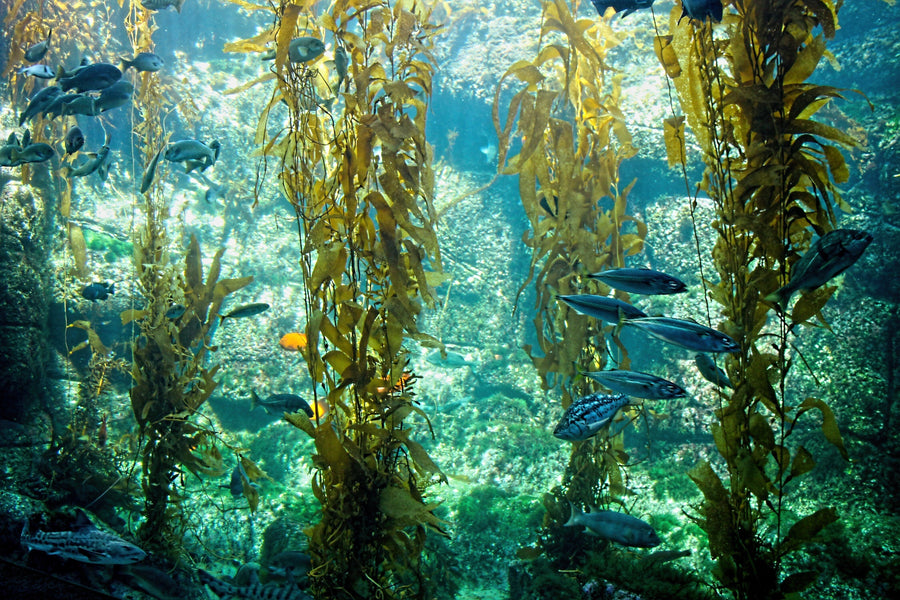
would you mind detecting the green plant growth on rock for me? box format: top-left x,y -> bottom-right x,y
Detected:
224,0 -> 448,596
660,0 -> 863,597
493,0 -> 646,553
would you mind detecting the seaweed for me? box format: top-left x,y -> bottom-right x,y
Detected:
660,0 -> 865,596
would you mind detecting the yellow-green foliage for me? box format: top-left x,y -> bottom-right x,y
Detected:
492,0 -> 645,517
224,0 -> 447,596
662,0 -> 860,597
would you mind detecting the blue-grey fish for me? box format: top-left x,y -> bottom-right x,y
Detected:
557,294 -> 647,323
199,569 -> 313,600
140,147 -> 164,193
588,267 -> 686,295
205,183 -> 229,204
120,52 -> 164,72
223,462 -> 258,499
81,281 -> 114,301
18,64 -> 55,79
68,136 -> 112,179
10,142 -> 55,165
94,80 -> 134,113
765,229 -> 873,310
426,350 -> 471,368
165,303 -> 186,319
267,550 -> 312,581
626,316 -> 740,353
334,45 -> 349,91
21,509 -> 146,565
58,63 -> 122,93
24,29 -> 52,63
589,0 -> 654,19
64,126 -> 84,155
140,0 -> 186,12
565,503 -> 661,548
553,392 -> 629,442
57,94 -> 99,117
164,139 -> 221,173
679,0 -> 723,22
18,85 -> 61,125
250,390 -> 313,417
288,37 -> 326,63
581,369 -> 685,399
694,353 -> 732,389
219,301 -> 269,323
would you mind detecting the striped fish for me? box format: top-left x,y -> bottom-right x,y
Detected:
199,569 -> 313,600
557,294 -> 647,323
21,510 -> 146,564
553,393 -> 630,441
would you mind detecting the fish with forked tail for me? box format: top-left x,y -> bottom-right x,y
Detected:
588,267 -> 686,295
165,139 -> 221,173
625,316 -> 740,353
581,369 -> 686,399
565,502 -> 661,548
557,294 -> 647,323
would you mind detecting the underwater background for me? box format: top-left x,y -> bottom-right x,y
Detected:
0,0 -> 898,598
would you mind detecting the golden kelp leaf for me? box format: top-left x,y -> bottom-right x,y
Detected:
275,3 -> 301,74
516,546 -> 542,560
224,72 -> 276,96
68,224 -> 88,277
784,33 -> 825,85
222,28 -> 274,53
790,446 -> 816,479
653,35 -> 681,78
397,431 -> 446,482
68,320 -> 111,355
748,413 -> 774,450
120,309 -> 148,325
791,285 -> 835,326
663,116 -> 686,168
284,411 -> 315,437
184,234 -> 202,292
309,242 -> 348,292
772,444 -> 791,479
313,420 -> 350,476
823,144 -> 849,184
322,349 -> 353,377
778,507 -> 838,557
797,397 -> 848,460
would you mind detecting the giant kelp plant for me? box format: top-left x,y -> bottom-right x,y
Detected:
493,0 -> 647,547
660,0 -> 860,597
224,0 -> 448,597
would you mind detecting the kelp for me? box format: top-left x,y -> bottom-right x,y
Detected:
663,0 -> 862,597
492,0 -> 645,555
225,0 -> 446,596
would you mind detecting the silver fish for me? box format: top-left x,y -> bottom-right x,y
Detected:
219,301 -> 268,322
588,267 -> 686,295
581,369 -> 685,399
140,147 -> 164,193
694,353 -> 732,389
565,503 -> 661,548
21,509 -> 146,565
164,139 -> 221,173
765,229 -> 873,310
625,317 -> 740,353
120,52 -> 164,72
24,29 -> 52,63
250,390 -> 313,417
553,392 -> 629,441
18,64 -> 55,79
558,294 -> 647,323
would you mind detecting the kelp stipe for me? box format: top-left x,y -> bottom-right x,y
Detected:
492,0 -> 647,558
224,0 -> 448,596
662,0 -> 862,596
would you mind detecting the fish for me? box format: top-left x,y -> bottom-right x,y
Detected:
199,569 -> 313,600
589,0 -> 655,18
140,0 -> 186,12
581,369 -> 686,399
764,229 -> 873,310
557,294 -> 647,323
679,0 -> 723,22
564,503 -> 661,548
588,267 -> 687,295
24,29 -> 52,63
426,350 -> 471,368
140,147 -> 164,193
57,94 -> 99,117
57,63 -> 123,93
694,353 -> 732,388
279,332 -> 308,351
288,37 -> 326,63
18,64 -> 55,79
64,126 -> 85,155
68,136 -> 112,179
120,52 -> 164,72
164,139 -> 221,173
81,282 -> 115,301
539,194 -> 559,217
267,550 -> 312,581
21,509 -> 146,564
625,316 -> 740,353
250,390 -> 313,417
204,183 -> 229,204
219,302 -> 269,323
1,142 -> 55,166
118,564 -> 183,600
224,462 -> 257,499
553,392 -> 630,441
165,303 -> 186,319
333,45 -> 349,91
18,85 -> 61,125
94,80 -> 134,113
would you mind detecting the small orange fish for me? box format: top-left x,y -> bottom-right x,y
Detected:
310,400 -> 329,419
279,332 -> 308,351
376,371 -> 414,395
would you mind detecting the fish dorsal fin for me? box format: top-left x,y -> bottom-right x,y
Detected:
73,509 -> 96,530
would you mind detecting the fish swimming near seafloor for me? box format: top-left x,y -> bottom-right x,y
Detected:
553,393 -> 630,441
426,350 -> 472,368
694,353 -> 732,389
625,316 -> 740,353
558,294 -> 647,323
588,267 -> 687,295
764,228 -> 873,310
589,0 -> 655,19
21,509 -> 147,565
24,29 -> 52,63
219,302 -> 269,323
565,503 -> 661,548
581,369 -> 686,399
250,390 -> 314,417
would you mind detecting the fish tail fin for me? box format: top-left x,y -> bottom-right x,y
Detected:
174,0 -> 186,12
763,287 -> 788,312
108,282 -> 115,295
563,501 -> 580,527
250,390 -> 260,411
119,57 -> 133,71
211,140 -> 221,164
